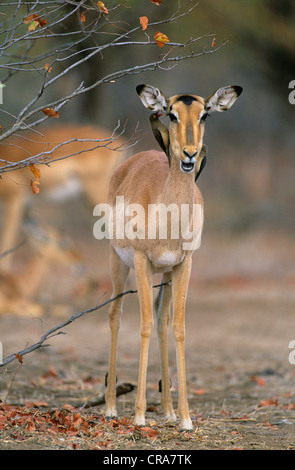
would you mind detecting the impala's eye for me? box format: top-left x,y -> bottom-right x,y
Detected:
168,111 -> 178,122
200,112 -> 210,123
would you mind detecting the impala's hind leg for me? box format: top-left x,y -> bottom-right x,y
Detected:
155,272 -> 176,422
105,247 -> 129,419
172,256 -> 193,430
133,251 -> 153,426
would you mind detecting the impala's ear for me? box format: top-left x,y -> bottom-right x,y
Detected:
204,86 -> 243,113
136,84 -> 168,113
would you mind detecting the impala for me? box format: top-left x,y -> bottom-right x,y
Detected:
0,125 -> 125,269
105,83 -> 242,430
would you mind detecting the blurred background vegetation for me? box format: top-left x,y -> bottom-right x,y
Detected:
1,0 -> 294,300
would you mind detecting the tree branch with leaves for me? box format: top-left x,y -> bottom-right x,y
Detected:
0,0 -> 224,170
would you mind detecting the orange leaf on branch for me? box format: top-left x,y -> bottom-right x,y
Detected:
150,0 -> 164,5
42,107 -> 60,118
139,16 -> 148,31
44,63 -> 52,73
30,164 -> 41,181
24,13 -> 47,31
31,179 -> 40,195
97,1 -> 109,14
154,31 -> 169,48
211,37 -> 217,47
81,11 -> 86,22
28,20 -> 39,32
30,164 -> 41,195
23,13 -> 39,24
16,353 -> 23,363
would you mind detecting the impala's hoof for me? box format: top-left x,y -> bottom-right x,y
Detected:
134,415 -> 146,427
105,409 -> 117,420
164,412 -> 177,423
179,418 -> 193,432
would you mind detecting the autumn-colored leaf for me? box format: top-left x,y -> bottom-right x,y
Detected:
30,164 -> 41,180
31,180 -> 40,195
211,37 -> 217,47
260,398 -> 279,407
30,164 -> 41,195
26,419 -> 36,432
16,353 -> 23,363
25,401 -> 48,408
62,404 -> 77,411
81,11 -> 86,22
194,388 -> 206,395
154,31 -> 169,47
150,0 -> 164,5
264,422 -> 278,430
139,16 -> 148,30
255,377 -> 266,386
24,13 -> 47,31
28,20 -> 39,32
284,403 -> 295,410
23,14 -> 39,24
72,413 -> 83,427
42,366 -> 57,378
44,63 -> 52,73
140,426 -> 158,438
42,107 -> 60,118
97,1 -> 109,14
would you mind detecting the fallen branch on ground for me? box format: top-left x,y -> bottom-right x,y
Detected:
78,382 -> 136,410
4,382 -> 136,409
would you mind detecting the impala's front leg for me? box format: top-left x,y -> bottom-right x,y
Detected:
106,247 -> 130,419
172,255 -> 193,431
134,250 -> 153,426
155,272 -> 176,422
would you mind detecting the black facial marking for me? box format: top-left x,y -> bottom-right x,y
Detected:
168,112 -> 178,122
136,84 -> 145,95
176,95 -> 198,106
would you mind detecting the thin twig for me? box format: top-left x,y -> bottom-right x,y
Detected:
0,238 -> 26,259
0,281 -> 170,369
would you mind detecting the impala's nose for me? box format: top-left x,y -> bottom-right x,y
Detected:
181,148 -> 198,173
183,148 -> 198,163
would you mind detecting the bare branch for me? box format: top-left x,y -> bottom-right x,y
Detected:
0,0 -> 224,144
0,239 -> 26,259
0,121 -> 139,175
0,281 -> 170,369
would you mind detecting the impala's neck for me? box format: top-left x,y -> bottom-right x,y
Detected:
162,155 -> 195,206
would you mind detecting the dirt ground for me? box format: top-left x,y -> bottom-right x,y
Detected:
0,201 -> 295,450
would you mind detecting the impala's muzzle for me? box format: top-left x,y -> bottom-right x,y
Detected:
180,149 -> 198,173
180,160 -> 195,173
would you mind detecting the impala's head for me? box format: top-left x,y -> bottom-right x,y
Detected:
136,84 -> 242,174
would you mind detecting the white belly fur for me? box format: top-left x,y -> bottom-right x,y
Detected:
114,246 -> 184,270
148,250 -> 184,267
114,246 -> 135,269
